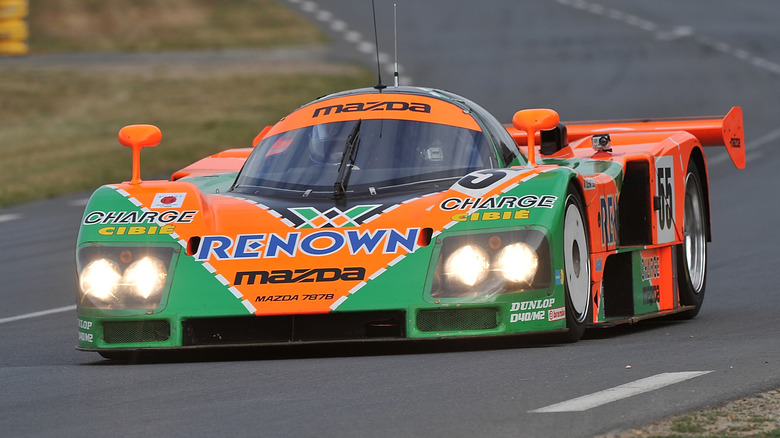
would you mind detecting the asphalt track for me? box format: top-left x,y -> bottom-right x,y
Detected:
1,1 -> 778,436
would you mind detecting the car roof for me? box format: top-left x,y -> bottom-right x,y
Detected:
263,86 -> 486,138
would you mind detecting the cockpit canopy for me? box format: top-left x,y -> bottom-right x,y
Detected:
233,87 -> 523,198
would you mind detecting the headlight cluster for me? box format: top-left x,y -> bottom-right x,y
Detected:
77,246 -> 174,310
431,230 -> 550,298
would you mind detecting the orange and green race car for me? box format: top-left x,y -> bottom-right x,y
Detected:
75,85 -> 744,358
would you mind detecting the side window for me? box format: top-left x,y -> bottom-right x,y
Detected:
442,91 -> 523,167
473,111 -> 523,167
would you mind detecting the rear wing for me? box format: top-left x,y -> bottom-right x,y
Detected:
507,107 -> 745,169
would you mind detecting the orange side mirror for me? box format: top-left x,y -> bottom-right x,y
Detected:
118,124 -> 161,185
512,109 -> 560,166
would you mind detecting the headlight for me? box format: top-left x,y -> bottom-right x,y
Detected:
494,242 -> 538,284
123,257 -> 168,299
429,229 -> 550,298
443,245 -> 489,286
76,246 -> 174,310
80,259 -> 122,300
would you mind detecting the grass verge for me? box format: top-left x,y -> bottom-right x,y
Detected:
0,0 -> 371,207
600,388 -> 780,437
27,0 -> 326,53
0,63 -> 372,207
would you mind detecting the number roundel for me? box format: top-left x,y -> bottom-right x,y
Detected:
655,156 -> 676,244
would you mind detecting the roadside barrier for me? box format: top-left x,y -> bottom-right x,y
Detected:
0,0 -> 28,55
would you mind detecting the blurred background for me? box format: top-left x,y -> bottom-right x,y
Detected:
0,0 -> 372,207
1,2 -> 777,436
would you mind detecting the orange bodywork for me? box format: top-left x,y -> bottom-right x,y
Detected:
159,102 -> 743,322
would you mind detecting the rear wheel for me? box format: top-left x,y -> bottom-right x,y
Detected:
676,164 -> 707,318
561,187 -> 591,341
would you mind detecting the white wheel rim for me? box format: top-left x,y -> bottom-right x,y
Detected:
564,198 -> 590,321
684,173 -> 707,293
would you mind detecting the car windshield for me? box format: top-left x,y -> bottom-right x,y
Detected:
233,119 -> 495,197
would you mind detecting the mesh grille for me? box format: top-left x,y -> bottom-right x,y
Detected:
103,320 -> 170,344
181,311 -> 405,346
417,308 -> 498,332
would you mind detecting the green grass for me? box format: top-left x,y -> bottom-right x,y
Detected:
0,65 -> 373,207
0,0 -> 373,207
27,0 -> 326,53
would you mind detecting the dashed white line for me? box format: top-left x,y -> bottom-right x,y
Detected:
555,0 -> 780,77
0,214 -> 22,223
284,0 -> 413,85
530,371 -> 713,413
0,305 -> 77,325
68,198 -> 90,207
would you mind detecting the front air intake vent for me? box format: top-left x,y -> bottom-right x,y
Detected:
181,311 -> 405,346
102,320 -> 170,344
417,308 -> 499,332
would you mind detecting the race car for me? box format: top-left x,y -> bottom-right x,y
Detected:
75,85 -> 744,358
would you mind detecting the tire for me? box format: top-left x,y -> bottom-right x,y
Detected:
675,164 -> 707,319
561,186 -> 591,341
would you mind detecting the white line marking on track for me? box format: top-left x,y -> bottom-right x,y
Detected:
0,214 -> 22,223
555,0 -> 780,77
0,305 -> 77,325
530,371 -> 713,413
68,198 -> 90,207
284,0 -> 414,85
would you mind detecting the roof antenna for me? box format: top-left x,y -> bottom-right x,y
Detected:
393,3 -> 399,87
371,0 -> 386,90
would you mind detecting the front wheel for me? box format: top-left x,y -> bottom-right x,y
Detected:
561,187 -> 591,341
675,164 -> 707,319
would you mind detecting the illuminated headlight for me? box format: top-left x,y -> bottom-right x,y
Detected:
443,245 -> 490,286
76,247 -> 174,310
430,230 -> 550,298
494,242 -> 538,284
80,259 -> 122,300
123,257 -> 168,299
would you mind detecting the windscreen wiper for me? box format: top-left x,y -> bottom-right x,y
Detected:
333,119 -> 362,199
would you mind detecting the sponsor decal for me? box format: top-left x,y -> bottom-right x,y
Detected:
510,298 -> 556,311
255,293 -> 335,303
288,205 -> 381,228
83,210 -> 197,225
641,255 -> 661,281
599,194 -> 617,247
78,319 -> 94,343
98,225 -> 175,236
195,228 -> 420,261
235,267 -> 366,285
511,310 -> 545,322
451,210 -> 530,222
151,192 -> 186,209
643,285 -> 660,305
312,101 -> 432,118
548,307 -> 566,321
509,298 -> 557,323
439,194 -> 558,211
